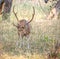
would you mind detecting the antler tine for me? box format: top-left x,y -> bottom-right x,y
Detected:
13,5 -> 19,21
28,6 -> 35,24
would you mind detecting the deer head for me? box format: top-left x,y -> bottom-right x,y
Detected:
13,5 -> 35,38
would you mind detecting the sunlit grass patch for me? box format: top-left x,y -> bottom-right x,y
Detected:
0,53 -> 47,59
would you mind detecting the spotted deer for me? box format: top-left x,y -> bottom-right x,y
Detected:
13,5 -> 35,38
13,6 -> 35,52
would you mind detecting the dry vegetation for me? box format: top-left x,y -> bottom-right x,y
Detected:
0,0 -> 60,59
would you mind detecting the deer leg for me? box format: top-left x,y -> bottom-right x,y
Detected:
17,34 -> 24,54
16,32 -> 22,49
26,35 -> 30,53
16,32 -> 20,46
19,34 -> 23,49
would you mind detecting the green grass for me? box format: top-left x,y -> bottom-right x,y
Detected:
0,19 -> 60,55
0,1 -> 60,59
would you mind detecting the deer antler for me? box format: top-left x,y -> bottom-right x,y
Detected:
13,5 -> 19,21
28,6 -> 35,24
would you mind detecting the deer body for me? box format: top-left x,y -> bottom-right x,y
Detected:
17,19 -> 30,38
